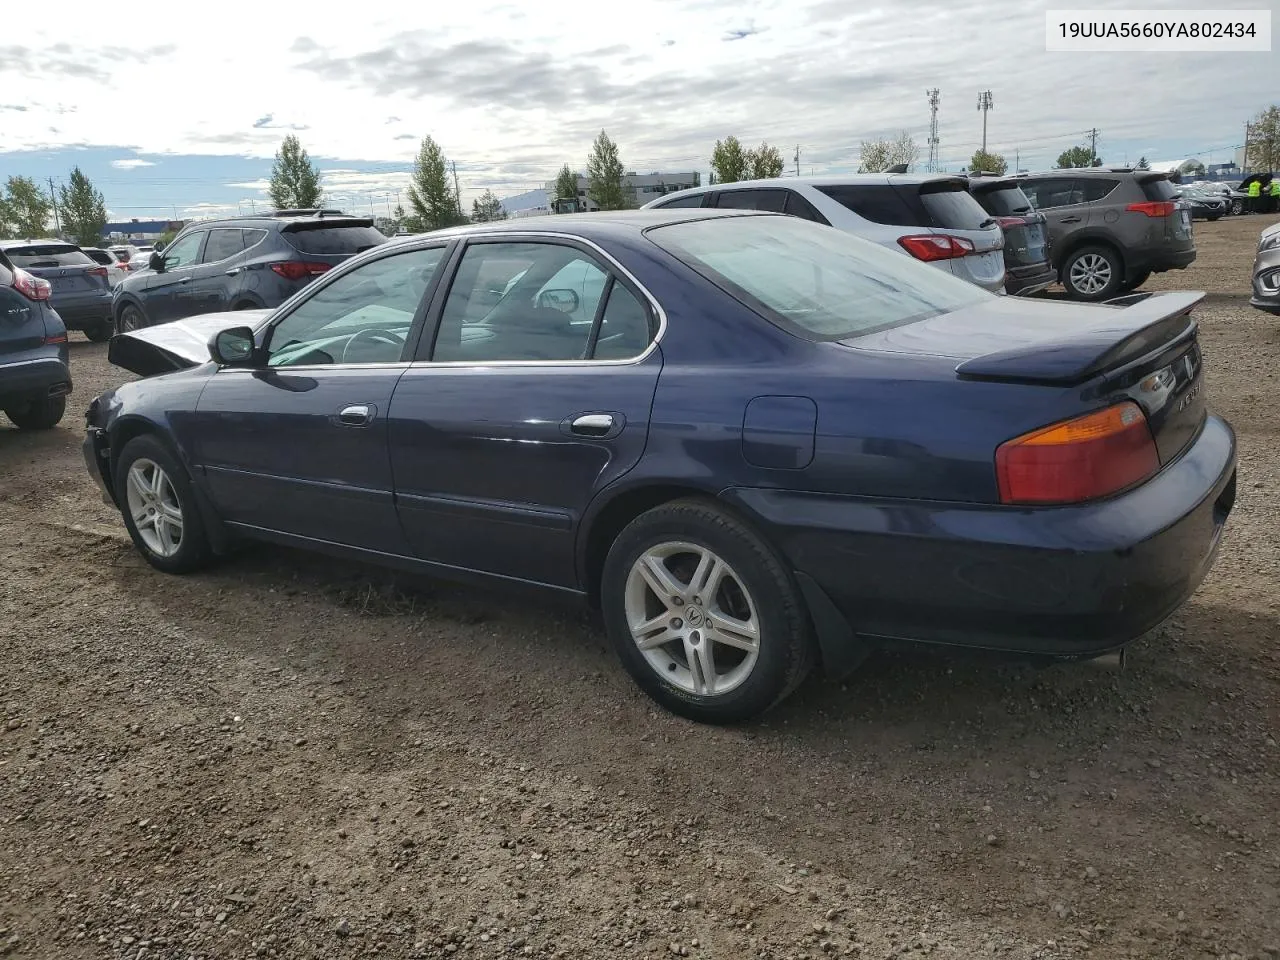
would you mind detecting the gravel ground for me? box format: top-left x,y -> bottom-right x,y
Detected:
2,215 -> 1278,960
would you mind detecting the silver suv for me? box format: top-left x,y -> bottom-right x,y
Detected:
641,175 -> 1007,293
1017,168 -> 1196,301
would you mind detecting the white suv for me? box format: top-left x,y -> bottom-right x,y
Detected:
642,174 -> 1007,293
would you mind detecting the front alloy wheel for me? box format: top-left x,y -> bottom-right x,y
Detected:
125,458 -> 185,557
114,434 -> 212,573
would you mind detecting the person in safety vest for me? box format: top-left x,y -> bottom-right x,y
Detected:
1247,178 -> 1261,213
1269,178 -> 1279,214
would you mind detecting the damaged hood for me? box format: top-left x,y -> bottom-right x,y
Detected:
108,310 -> 272,377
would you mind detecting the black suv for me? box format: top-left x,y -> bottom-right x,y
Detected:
1017,168 -> 1196,300
113,210 -> 387,332
967,176 -> 1056,296
0,248 -> 72,430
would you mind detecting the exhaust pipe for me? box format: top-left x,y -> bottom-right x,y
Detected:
1085,649 -> 1126,671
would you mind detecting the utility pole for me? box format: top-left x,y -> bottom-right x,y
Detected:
46,178 -> 62,237
794,144 -> 800,177
451,161 -> 462,218
976,90 -> 994,153
1243,122 -> 1252,173
926,88 -> 941,173
1087,127 -> 1100,164
1014,147 -> 1020,173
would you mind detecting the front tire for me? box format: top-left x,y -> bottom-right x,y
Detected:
5,395 -> 66,430
114,435 -> 212,574
117,304 -> 147,335
1230,199 -> 1243,216
601,499 -> 815,724
1061,245 -> 1122,301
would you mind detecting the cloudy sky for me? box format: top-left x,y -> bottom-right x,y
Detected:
1,0 -> 1275,220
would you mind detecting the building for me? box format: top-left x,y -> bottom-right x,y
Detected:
104,219 -> 185,243
501,171 -> 702,215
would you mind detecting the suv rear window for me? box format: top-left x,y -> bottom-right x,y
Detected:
970,184 -> 1034,217
3,244 -> 94,267
83,249 -> 114,265
1141,178 -> 1178,202
916,182 -> 993,230
816,184 -> 917,225
281,222 -> 386,255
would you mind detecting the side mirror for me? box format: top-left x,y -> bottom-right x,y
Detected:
149,251 -> 165,272
209,326 -> 256,366
154,240 -> 166,252
537,288 -> 580,314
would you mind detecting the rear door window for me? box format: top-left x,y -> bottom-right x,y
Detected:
654,194 -> 706,209
282,223 -> 387,255
4,244 -> 94,267
241,228 -> 268,251
815,184 -> 917,225
913,182 -> 993,229
714,190 -> 788,213
1022,178 -> 1083,209
1080,179 -> 1120,202
202,228 -> 246,263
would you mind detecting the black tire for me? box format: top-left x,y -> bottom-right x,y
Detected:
1120,270 -> 1151,293
83,322 -> 112,343
117,304 -> 147,335
1230,199 -> 1243,216
5,395 -> 66,430
600,498 -> 815,724
1061,245 -> 1123,302
113,434 -> 213,574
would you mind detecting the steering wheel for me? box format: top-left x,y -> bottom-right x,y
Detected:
340,327 -> 407,363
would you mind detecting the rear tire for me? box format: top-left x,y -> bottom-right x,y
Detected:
1120,270 -> 1151,293
1061,245 -> 1122,302
5,395 -> 66,430
83,322 -> 112,343
114,435 -> 213,574
117,304 -> 147,335
601,498 -> 815,724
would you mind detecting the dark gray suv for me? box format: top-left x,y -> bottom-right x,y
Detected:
113,210 -> 387,332
1018,168 -> 1196,301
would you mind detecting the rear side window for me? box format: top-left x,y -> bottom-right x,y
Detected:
655,194 -> 705,209
915,183 -> 992,230
784,191 -> 829,224
241,228 -> 268,250
1080,179 -> 1120,202
971,185 -> 1033,217
1141,178 -> 1178,202
816,184 -> 917,225
715,189 -> 787,213
4,244 -> 94,267
1022,178 -> 1083,209
282,223 -> 387,255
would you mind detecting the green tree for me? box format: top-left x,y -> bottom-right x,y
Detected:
268,135 -> 322,210
2,176 -> 52,238
710,136 -> 748,184
553,164 -> 579,206
745,141 -> 785,179
1055,144 -> 1102,168
857,132 -> 918,173
157,228 -> 179,248
586,130 -> 630,211
406,136 -> 463,230
470,189 -> 506,222
58,167 -> 108,247
1136,156 -> 1150,170
968,149 -> 1008,175
1245,104 -> 1280,173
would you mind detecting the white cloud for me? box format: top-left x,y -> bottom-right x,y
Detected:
110,158 -> 156,169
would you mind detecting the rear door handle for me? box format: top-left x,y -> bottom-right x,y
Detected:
1058,216 -> 1082,223
337,404 -> 373,426
570,413 -> 614,436
225,267 -> 241,276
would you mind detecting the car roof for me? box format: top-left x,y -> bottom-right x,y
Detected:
173,211 -> 377,230
651,173 -> 965,197
0,237 -> 79,248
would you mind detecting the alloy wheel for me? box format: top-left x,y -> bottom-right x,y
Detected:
623,541 -> 760,697
125,458 -> 184,558
1068,253 -> 1112,296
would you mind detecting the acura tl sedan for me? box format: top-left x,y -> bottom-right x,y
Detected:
84,210 -> 1236,724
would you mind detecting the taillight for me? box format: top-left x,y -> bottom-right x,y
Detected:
270,261 -> 332,281
996,402 -> 1160,505
994,216 -> 1027,229
897,235 -> 975,262
44,333 -> 68,344
87,266 -> 109,279
1125,201 -> 1177,218
12,268 -> 51,301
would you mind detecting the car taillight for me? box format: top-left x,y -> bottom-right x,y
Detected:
87,266 -> 109,278
12,268 -> 51,301
270,261 -> 332,281
994,216 -> 1027,229
897,235 -> 975,262
1125,201 -> 1177,218
44,333 -> 68,344
996,402 -> 1160,505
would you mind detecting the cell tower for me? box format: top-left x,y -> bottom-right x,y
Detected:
977,90 -> 994,152
926,88 -> 941,172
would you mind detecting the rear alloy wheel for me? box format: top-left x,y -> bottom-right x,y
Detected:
83,322 -> 112,343
115,435 -> 212,573
5,395 -> 66,430
1062,246 -> 1122,301
1231,199 -> 1244,216
601,499 -> 814,724
117,305 -> 146,334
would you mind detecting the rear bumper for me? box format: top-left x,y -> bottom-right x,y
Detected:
1005,262 -> 1057,296
0,355 -> 73,406
52,294 -> 112,328
724,414 -> 1237,659
1136,247 -> 1197,276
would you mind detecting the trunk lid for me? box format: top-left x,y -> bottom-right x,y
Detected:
108,310 -> 272,377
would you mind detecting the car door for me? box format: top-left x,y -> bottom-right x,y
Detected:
1022,178 -> 1089,253
141,230 -> 206,324
181,242 -> 451,553
184,227 -> 246,315
389,237 -> 662,589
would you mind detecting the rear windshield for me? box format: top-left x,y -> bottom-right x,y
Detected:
4,244 -> 94,267
1142,178 -> 1178,202
971,185 -> 1034,216
83,249 -> 114,265
648,214 -> 990,341
282,223 -> 386,255
917,183 -> 993,230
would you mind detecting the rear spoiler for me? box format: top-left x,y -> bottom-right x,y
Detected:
281,217 -> 375,231
968,176 -> 1019,193
1135,171 -> 1172,184
955,291 -> 1203,386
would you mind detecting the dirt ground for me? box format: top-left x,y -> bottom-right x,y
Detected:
2,215 -> 1278,960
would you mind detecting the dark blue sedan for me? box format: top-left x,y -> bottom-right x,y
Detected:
83,210 -> 1236,723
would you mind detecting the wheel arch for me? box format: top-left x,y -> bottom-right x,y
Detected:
1054,233 -> 1126,277
113,294 -> 148,325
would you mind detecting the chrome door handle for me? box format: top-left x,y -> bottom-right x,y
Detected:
570,413 -> 614,436
178,276 -> 191,283
338,404 -> 372,426
225,267 -> 241,276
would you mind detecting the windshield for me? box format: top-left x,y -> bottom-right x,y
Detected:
5,244 -> 94,267
648,214 -> 991,341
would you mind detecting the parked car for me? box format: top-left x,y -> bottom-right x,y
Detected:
0,248 -> 72,429
1250,221 -> 1280,314
0,239 -> 114,340
111,212 -> 387,333
84,210 -> 1236,724
967,175 -> 1056,296
642,174 -> 1007,293
81,246 -> 131,286
1190,181 -> 1248,216
1174,185 -> 1227,221
1017,168 -> 1196,301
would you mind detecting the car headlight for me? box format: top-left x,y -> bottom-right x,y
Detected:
1261,233 -> 1280,253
